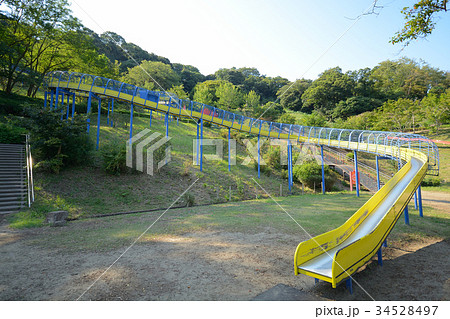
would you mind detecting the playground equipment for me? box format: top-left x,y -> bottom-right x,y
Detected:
44,71 -> 439,291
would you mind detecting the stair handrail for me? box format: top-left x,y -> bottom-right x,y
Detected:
25,134 -> 34,207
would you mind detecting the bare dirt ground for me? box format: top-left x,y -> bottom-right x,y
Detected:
421,191 -> 450,212
0,221 -> 448,301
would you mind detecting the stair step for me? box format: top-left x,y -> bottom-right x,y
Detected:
0,190 -> 26,196
0,200 -> 24,206
0,196 -> 25,202
0,204 -> 23,211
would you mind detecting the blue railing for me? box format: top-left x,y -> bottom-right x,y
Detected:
44,71 -> 440,176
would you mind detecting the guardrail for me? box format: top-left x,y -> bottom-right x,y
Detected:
44,71 -> 440,176
25,134 -> 34,207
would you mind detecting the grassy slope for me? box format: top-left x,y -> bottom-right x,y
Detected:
8,97 -> 315,226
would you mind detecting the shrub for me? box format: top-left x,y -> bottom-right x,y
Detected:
182,192 -> 195,207
0,122 -> 26,144
293,161 -> 335,191
421,177 -> 441,187
101,143 -> 127,175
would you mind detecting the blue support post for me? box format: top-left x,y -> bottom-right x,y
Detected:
60,92 -> 64,120
321,145 -> 325,194
315,278 -> 319,284
228,128 -> 231,172
290,143 -> 293,192
129,102 -> 134,141
110,99 -> 114,127
414,191 -> 418,210
149,110 -> 152,127
44,91 -> 48,109
50,90 -> 54,110
96,97 -> 101,150
55,87 -> 59,109
66,93 -> 70,120
71,93 -> 75,121
86,92 -> 92,133
177,117 -> 179,126
377,248 -> 383,266
288,140 -> 292,193
404,204 -> 410,225
196,120 -> 200,165
107,99 -> 110,125
200,119 -> 204,171
257,134 -> 261,179
165,112 -> 169,137
354,150 -> 359,197
418,185 -> 423,217
376,156 -> 381,190
346,277 -> 353,295
383,239 -> 388,247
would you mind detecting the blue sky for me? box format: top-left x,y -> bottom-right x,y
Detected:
70,0 -> 450,81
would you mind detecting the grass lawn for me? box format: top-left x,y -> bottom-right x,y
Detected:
27,192 -> 449,254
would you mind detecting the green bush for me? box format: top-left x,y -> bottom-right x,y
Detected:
101,143 -> 127,175
0,122 -> 26,144
293,161 -> 335,191
421,177 -> 441,187
11,107 -> 94,172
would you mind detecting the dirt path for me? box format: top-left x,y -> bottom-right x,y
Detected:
0,224 -> 448,301
421,191 -> 450,212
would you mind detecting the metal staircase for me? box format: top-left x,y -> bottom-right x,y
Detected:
0,143 -> 28,214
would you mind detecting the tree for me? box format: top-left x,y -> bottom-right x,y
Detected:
192,80 -> 225,106
278,113 -> 296,125
332,96 -> 382,120
215,81 -> 243,110
421,89 -> 450,132
370,58 -> 445,100
167,84 -> 188,100
172,63 -> 205,93
244,90 -> 260,109
0,0 -> 75,94
374,98 -> 418,132
123,60 -> 180,91
301,67 -> 354,114
214,67 -> 245,86
277,79 -> 311,111
391,0 -> 448,45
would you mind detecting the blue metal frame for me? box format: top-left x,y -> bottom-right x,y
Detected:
321,145 -> 325,194
354,150 -> 359,197
43,71 -> 441,178
228,128 -> 231,172
96,97 -> 101,150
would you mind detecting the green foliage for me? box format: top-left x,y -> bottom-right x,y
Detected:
277,79 -> 311,111
391,0 -> 448,45
332,96 -> 381,120
172,64 -> 205,93
293,161 -> 335,191
216,81 -> 243,110
11,107 -> 93,173
167,84 -> 188,100
421,176 -> 441,187
0,122 -> 26,143
244,90 -> 261,109
101,143 -> 127,175
301,67 -> 354,114
264,146 -> 282,170
122,60 -> 180,91
182,192 -> 195,207
277,113 -> 296,125
301,111 -> 327,127
253,101 -> 284,121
